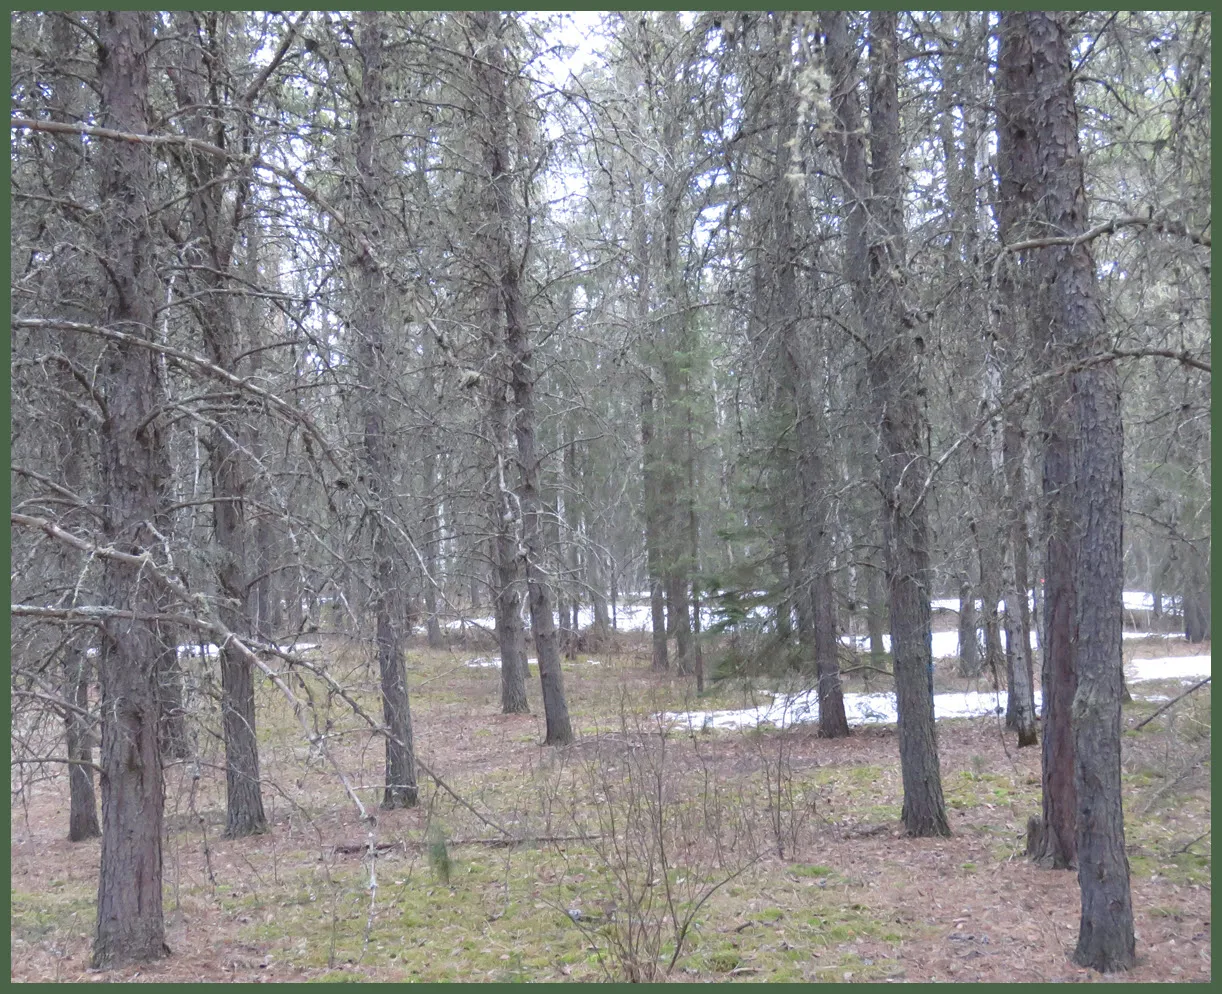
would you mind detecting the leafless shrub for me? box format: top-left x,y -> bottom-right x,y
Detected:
554,701 -> 761,981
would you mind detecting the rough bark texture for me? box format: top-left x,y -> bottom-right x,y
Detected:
169,12 -> 266,832
92,10 -> 169,967
997,9 -> 1079,870
1002,11 -> 1135,971
858,11 -> 949,836
482,262 -> 530,713
956,579 -> 980,678
1004,421 -> 1038,745
63,647 -> 100,841
491,451 -> 530,714
354,11 -> 419,808
472,11 -> 573,744
764,31 -> 849,736
48,14 -> 101,839
642,385 -> 670,671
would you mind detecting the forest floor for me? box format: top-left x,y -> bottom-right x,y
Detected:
11,625 -> 1211,983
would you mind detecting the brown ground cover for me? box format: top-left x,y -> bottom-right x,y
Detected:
10,631 -> 1211,983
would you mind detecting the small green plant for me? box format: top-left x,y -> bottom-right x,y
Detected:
428,824 -> 452,886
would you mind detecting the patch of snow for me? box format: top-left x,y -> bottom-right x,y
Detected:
661,687 -> 1032,732
839,630 -> 1037,660
465,656 -> 501,669
177,643 -> 219,658
275,642 -> 319,655
661,673 -> 1187,733
1128,655 -> 1211,683
444,615 -> 497,631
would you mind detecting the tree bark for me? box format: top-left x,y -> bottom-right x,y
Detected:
353,11 -> 418,808
997,10 -> 1079,870
843,10 -> 949,835
956,578 -> 980,678
472,10 -> 572,743
170,11 -> 266,830
64,646 -> 101,841
1001,11 -> 1135,970
92,10 -> 169,967
47,13 -> 102,840
642,384 -> 670,671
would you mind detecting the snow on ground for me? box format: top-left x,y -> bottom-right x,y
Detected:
662,687 -> 1026,732
1128,654 -> 1211,683
441,591 -> 1180,643
660,651 -> 1210,733
176,643 -> 219,658
464,655 -> 602,669
840,630 -> 1037,659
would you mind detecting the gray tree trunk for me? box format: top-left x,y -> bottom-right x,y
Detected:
956,578 -> 980,678
354,11 -> 418,808
92,10 -> 169,967
471,11 -> 572,744
169,11 -> 266,831
829,11 -> 949,835
48,14 -> 102,839
997,12 -> 1079,871
64,646 -> 101,841
1001,11 -> 1134,970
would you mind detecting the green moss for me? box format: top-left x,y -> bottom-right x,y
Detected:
788,863 -> 836,879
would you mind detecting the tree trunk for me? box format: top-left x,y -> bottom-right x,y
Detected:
354,11 -> 418,808
420,343 -> 446,651
492,452 -> 530,714
47,13 -> 102,842
171,10 -> 265,830
92,11 -> 169,967
997,11 -> 1079,871
472,11 -> 572,744
866,563 -> 887,679
1004,420 -> 1038,744
642,386 -> 670,671
857,11 -> 949,835
668,573 -> 693,672
956,578 -> 980,677
1001,11 -> 1135,970
64,647 -> 100,841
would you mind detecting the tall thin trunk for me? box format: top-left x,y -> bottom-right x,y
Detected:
92,10 -> 168,967
491,433 -> 530,714
1017,12 -> 1135,970
997,12 -> 1077,869
642,384 -> 670,671
830,10 -> 948,835
64,646 -> 100,841
472,11 -> 572,743
421,334 -> 445,650
171,11 -> 264,831
48,14 -> 101,839
354,11 -> 417,807
956,577 -> 980,678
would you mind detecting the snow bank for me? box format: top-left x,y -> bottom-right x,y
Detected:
660,687 -> 1029,732
1128,654 -> 1211,683
660,652 -> 1211,733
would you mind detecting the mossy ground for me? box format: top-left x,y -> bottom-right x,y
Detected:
10,631 -> 1212,982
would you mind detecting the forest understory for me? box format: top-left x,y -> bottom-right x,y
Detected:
9,9 -> 1210,983
11,625 -> 1210,984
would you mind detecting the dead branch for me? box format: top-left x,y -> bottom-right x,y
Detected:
1133,676 -> 1211,731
